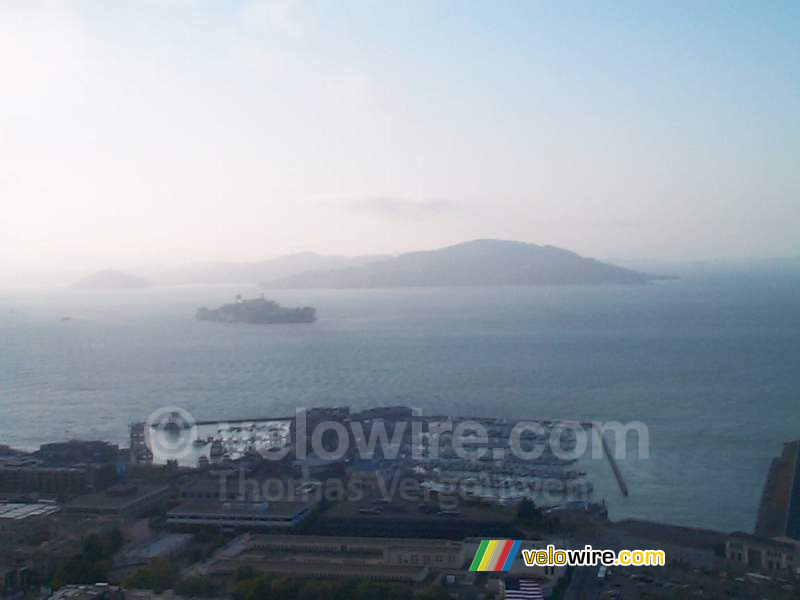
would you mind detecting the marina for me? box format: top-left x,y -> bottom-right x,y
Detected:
139,408 -> 603,507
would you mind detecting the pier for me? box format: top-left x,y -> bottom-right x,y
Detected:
591,423 -> 629,497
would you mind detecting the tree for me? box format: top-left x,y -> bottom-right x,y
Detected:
352,582 -> 413,600
108,528 -> 124,554
53,530 -> 121,586
231,577 -> 259,600
124,559 -> 178,592
175,575 -> 219,597
517,498 -> 541,521
234,566 -> 257,582
56,555 -> 110,586
416,585 -> 451,600
299,580 -> 339,600
82,534 -> 106,563
269,575 -> 301,600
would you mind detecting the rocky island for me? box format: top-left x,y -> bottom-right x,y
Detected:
196,295 -> 316,324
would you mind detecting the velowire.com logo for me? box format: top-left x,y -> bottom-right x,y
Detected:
469,540 -> 522,572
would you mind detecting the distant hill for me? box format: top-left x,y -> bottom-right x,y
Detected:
261,239 -> 657,289
139,252 -> 389,285
72,269 -> 150,290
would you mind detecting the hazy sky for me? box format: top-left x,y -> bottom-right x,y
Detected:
1,0 -> 798,273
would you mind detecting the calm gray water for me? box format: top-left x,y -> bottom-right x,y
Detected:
1,273 -> 798,532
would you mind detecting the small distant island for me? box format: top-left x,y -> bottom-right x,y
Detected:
72,269 -> 150,290
196,295 -> 316,324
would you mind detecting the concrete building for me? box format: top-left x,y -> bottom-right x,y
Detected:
725,531 -> 799,575
66,483 -> 170,519
178,475 -> 239,501
49,584 -> 124,600
128,423 -> 152,465
166,499 -> 315,530
36,441 -> 119,466
0,564 -> 32,595
0,463 -> 115,498
609,518 -> 724,568
0,502 -> 60,543
203,533 -> 466,584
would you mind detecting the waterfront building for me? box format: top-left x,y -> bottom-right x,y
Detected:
726,531 -> 799,575
36,440 -> 119,465
166,499 -> 315,530
0,463 -> 115,498
66,483 -> 170,519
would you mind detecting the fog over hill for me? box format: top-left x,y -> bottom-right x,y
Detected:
72,270 -> 150,290
261,239 -> 658,289
137,253 -> 389,285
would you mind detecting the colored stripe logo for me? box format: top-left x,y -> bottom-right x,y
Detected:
469,540 -> 522,571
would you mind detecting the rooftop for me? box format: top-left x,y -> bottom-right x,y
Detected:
208,557 -> 425,582
245,533 -> 463,551
728,531 -> 799,550
0,502 -> 60,520
612,518 -> 724,550
67,483 -> 169,511
322,494 -> 516,524
169,498 -> 316,517
120,533 -> 193,562
49,584 -> 122,600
